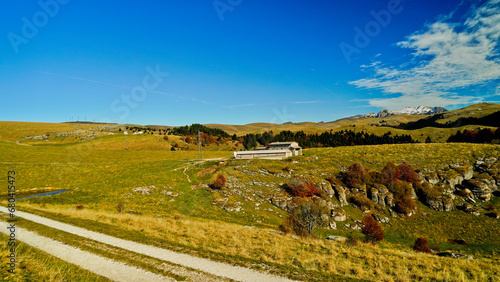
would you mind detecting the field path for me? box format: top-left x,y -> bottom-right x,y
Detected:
0,207 -> 295,282
0,221 -> 172,281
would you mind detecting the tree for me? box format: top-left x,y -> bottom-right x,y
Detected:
361,215 -> 384,244
284,197 -> 328,236
212,174 -> 226,189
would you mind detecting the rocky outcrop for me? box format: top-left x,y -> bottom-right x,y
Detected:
317,182 -> 335,197
460,203 -> 480,216
438,169 -> 463,190
426,194 -> 454,212
332,185 -> 349,207
463,179 -> 492,201
385,192 -> 395,207
374,184 -> 389,207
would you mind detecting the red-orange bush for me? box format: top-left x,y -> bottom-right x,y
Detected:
361,215 -> 384,244
413,237 -> 432,253
397,161 -> 419,183
286,176 -> 319,197
212,174 -> 226,189
342,162 -> 370,187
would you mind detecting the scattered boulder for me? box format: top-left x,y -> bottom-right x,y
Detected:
372,214 -> 389,223
326,235 -> 346,242
459,203 -> 480,216
329,221 -> 337,230
331,207 -> 347,221
436,252 -> 473,260
132,185 -> 157,196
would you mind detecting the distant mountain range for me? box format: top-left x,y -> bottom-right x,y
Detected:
361,106 -> 448,118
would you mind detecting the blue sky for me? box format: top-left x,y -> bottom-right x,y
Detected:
1,0 -> 499,125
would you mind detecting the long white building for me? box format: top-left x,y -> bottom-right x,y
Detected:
233,141 -> 303,160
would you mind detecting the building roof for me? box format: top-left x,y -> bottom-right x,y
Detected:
269,142 -> 297,145
234,149 -> 291,155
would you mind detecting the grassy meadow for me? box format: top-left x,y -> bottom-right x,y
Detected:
1,120 -> 500,280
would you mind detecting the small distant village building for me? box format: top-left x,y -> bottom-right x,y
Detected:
233,141 -> 302,160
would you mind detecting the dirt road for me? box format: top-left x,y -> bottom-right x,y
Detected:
0,207 -> 296,282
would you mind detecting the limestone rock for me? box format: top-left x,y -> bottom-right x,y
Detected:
331,207 -> 347,221
372,214 -> 389,223
319,182 -> 335,197
369,188 -> 378,204
332,185 -> 349,207
460,203 -> 480,216
326,235 -> 346,242
329,221 -> 337,230
374,184 -> 388,207
426,194 -> 454,212
385,192 -> 395,207
463,179 -> 492,201
437,252 -> 473,260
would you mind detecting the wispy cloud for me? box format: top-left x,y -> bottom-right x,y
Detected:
39,71 -> 128,89
349,0 -> 500,109
39,71 -> 216,105
291,100 -> 322,104
221,104 -> 256,109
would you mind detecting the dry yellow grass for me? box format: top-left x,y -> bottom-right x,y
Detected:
23,203 -> 500,281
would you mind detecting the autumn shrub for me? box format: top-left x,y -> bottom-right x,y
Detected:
345,233 -> 359,247
285,176 -> 319,197
382,162 -> 400,184
395,195 -> 416,215
397,161 -> 419,183
389,179 -> 413,199
212,174 -> 227,189
367,170 -> 386,186
341,162 -> 370,187
278,224 -> 291,234
413,237 -> 432,253
284,197 -> 328,236
116,202 -> 125,213
415,181 -> 443,201
361,215 -> 384,244
348,195 -> 374,211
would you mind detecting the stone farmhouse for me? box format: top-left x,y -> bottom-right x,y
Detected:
233,141 -> 303,160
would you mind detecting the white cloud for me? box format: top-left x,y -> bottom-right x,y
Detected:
291,101 -> 322,104
349,0 -> 500,109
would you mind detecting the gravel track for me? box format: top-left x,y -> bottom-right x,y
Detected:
0,207 -> 296,282
0,221 -> 172,281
